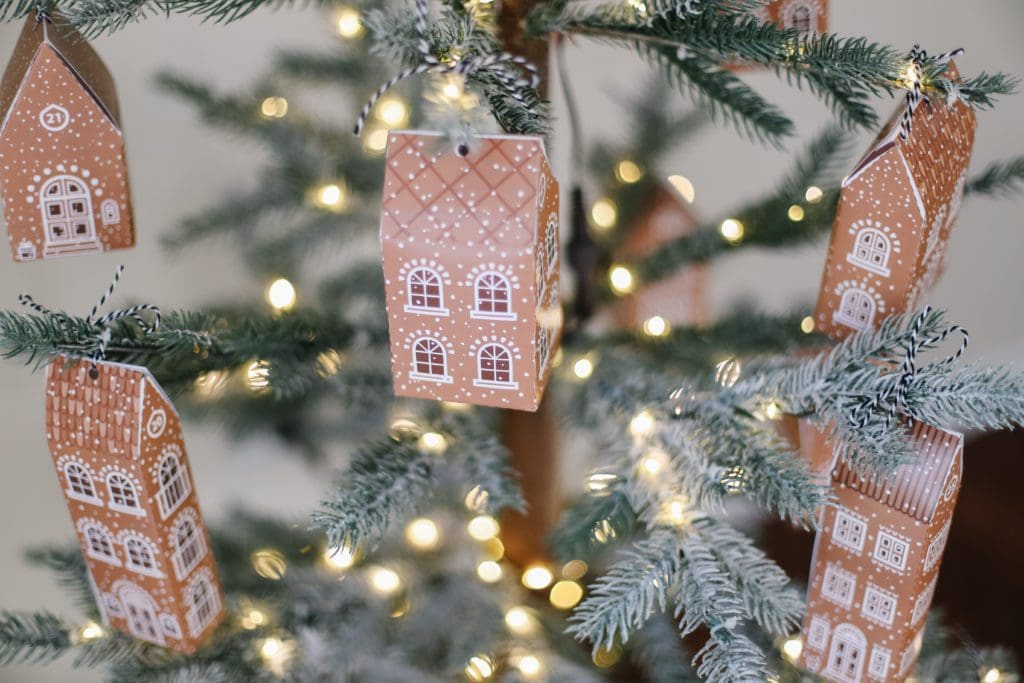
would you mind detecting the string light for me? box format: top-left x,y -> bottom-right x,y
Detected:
982,668 -> 1003,683
251,548 -> 287,580
593,518 -> 616,543
667,174 -> 696,203
714,357 -> 741,388
593,645 -> 622,668
608,265 -> 635,295
467,515 -> 500,541
240,607 -> 268,630
77,621 -> 104,642
192,369 -> 228,400
266,277 -> 297,311
310,181 -> 348,212
504,606 -> 536,635
642,315 -> 670,337
763,400 -> 783,420
511,653 -> 543,679
363,127 -> 389,155
562,559 -> 588,580
481,537 -> 504,560
664,496 -> 689,526
440,74 -> 466,101
315,349 -> 344,378
521,565 -> 554,590
584,471 -> 618,495
405,517 -> 441,550
640,447 -> 668,478
259,636 -> 293,675
369,566 -> 402,595
246,360 -> 271,393
615,160 -> 643,184
464,655 -> 495,682
805,185 -> 824,203
417,431 -> 448,454
572,356 -> 595,380
629,410 -> 656,438
334,6 -> 364,38
591,198 -> 618,230
464,485 -> 490,512
374,96 -> 409,127
548,580 -> 584,609
476,560 -> 503,583
719,218 -> 745,243
800,315 -> 816,334
787,204 -> 805,221
388,417 -> 421,441
259,96 -> 288,119
782,637 -> 803,663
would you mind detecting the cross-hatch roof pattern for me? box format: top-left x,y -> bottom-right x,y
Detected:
832,421 -> 961,524
381,132 -> 545,247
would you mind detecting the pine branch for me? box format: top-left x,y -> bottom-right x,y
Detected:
965,156 -> 1024,198
0,612 -> 71,666
630,615 -> 701,683
548,490 -> 638,562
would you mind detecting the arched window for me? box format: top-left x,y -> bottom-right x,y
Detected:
834,288 -> 876,331
786,2 -> 816,33
157,450 -> 192,519
101,199 -> 120,225
82,523 -> 118,565
119,584 -> 164,645
410,338 -> 451,382
124,536 -> 160,576
64,462 -> 100,504
405,267 -> 448,315
172,511 -> 207,580
39,175 -> 97,251
473,273 -> 515,320
846,227 -> 892,277
826,623 -> 867,683
186,573 -> 221,637
545,214 -> 558,275
475,343 -> 517,389
106,473 -> 142,514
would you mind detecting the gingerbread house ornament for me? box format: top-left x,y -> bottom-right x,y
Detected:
798,422 -> 963,682
45,357 -> 224,653
614,181 -> 708,330
380,131 -> 561,412
0,13 -> 135,262
751,0 -> 828,34
814,67 -> 976,340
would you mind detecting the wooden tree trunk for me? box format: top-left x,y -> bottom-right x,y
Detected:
496,0 -> 560,567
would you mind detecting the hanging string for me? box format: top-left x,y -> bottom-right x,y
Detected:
352,0 -> 539,139
848,306 -> 968,430
18,266 -> 161,375
897,44 -> 964,141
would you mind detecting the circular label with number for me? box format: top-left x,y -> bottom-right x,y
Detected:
39,104 -> 70,132
146,409 -> 167,438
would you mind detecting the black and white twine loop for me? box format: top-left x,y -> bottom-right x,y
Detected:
849,306 -> 968,430
19,266 -> 161,375
352,0 -> 540,145
897,44 -> 964,141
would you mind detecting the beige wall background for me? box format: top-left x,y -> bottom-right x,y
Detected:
0,2 -> 1022,680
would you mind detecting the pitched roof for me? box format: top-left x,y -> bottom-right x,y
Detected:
832,421 -> 962,524
46,356 -> 166,459
381,131 -> 547,247
0,12 -> 121,134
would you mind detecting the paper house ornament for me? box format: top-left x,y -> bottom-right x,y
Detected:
798,421 -> 963,682
45,357 -> 224,653
0,13 -> 135,262
751,0 -> 827,34
380,131 -> 561,412
813,67 -> 976,340
614,182 -> 708,330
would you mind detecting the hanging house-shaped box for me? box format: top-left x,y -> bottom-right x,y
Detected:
380,131 -> 561,411
813,67 -> 976,340
45,357 -> 224,653
0,13 -> 135,262
752,0 -> 828,34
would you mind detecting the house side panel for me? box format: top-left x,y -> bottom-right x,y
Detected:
534,157 -> 560,395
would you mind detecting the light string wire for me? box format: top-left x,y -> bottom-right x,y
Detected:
18,266 -> 161,371
352,0 -> 540,139
897,44 -> 964,141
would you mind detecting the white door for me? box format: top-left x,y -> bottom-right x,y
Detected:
827,624 -> 867,683
122,589 -> 165,645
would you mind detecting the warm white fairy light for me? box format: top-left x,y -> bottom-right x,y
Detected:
640,447 -> 668,477
720,218 -> 745,243
266,277 -> 297,311
481,537 -> 504,561
521,565 -> 554,590
512,653 -> 543,679
375,96 -> 409,128
981,668 -> 1003,683
440,74 -> 466,100
476,560 -> 503,583
334,6 -> 364,38
572,356 -> 595,380
363,127 -> 389,155
388,417 -> 421,441
504,606 -> 536,635
464,654 -> 495,681
246,360 -> 272,393
788,204 -> 805,221
467,515 -> 500,541
593,518 -> 616,543
805,185 -> 824,203
642,315 -> 670,337
591,198 -> 618,230
592,645 -> 623,668
417,431 -> 448,454
259,636 -> 294,675
260,96 -> 288,119
800,315 -> 815,334
667,174 -> 696,203
311,181 -> 348,212
464,485 -> 490,512
714,357 -> 741,388
548,580 -> 584,609
781,637 -> 803,663
562,559 -> 588,580
763,400 -> 783,420
369,566 -> 402,595
608,265 -> 635,295
193,369 -> 228,400
405,517 -> 441,550
78,621 -> 105,642
629,410 -> 656,438
316,349 -> 343,378
240,607 -> 268,630
615,160 -> 643,184
664,496 -> 689,526
251,548 -> 287,579
584,472 -> 618,495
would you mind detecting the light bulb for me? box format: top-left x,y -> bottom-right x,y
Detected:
667,174 -> 695,203
782,637 -> 803,663
375,96 -> 409,127
369,566 -> 402,595
764,400 -> 783,420
240,607 -> 267,630
573,357 -> 595,380
805,185 -> 824,203
640,447 -> 668,477
982,668 -> 1003,683
464,655 -> 495,682
405,518 -> 440,550
720,218 -> 745,243
615,160 -> 643,184
476,560 -> 502,583
316,349 -> 344,378
521,565 -> 554,590
363,127 -> 389,155
467,515 -> 500,541
549,580 -> 584,609
260,96 -> 288,119
800,315 -> 815,334
504,606 -> 536,634
562,559 -> 588,580
266,277 -> 296,311
78,621 -> 104,641
251,548 -> 286,579
642,315 -> 670,337
608,265 -> 635,295
629,410 -> 656,438
514,653 -> 543,679
311,181 -> 348,212
665,496 -> 689,526
788,204 -> 805,221
246,360 -> 272,393
417,431 -> 448,454
334,7 -> 363,37
591,198 -> 618,230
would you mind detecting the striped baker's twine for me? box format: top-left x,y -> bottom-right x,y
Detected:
848,306 -> 968,430
352,0 -> 539,139
897,44 -> 964,141
19,266 -> 161,371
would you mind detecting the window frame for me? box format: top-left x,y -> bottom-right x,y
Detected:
186,572 -> 221,638
826,623 -> 867,683
911,577 -> 937,626
157,449 -> 192,520
106,472 -> 144,516
861,584 -> 898,627
868,646 -> 892,680
123,535 -> 163,578
409,337 -> 453,383
404,267 -> 449,316
172,510 -> 208,580
925,522 -> 951,571
873,529 -> 910,571
471,272 -> 516,321
834,288 -> 876,331
830,508 -> 867,553
64,462 -> 102,505
474,343 -> 518,390
821,564 -> 856,608
846,226 -> 893,277
82,523 -> 120,566
807,616 -> 830,650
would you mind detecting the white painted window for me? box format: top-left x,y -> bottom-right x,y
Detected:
831,508 -> 867,553
157,449 -> 192,519
186,571 -> 220,637
39,175 -> 96,248
847,227 -> 892,277
82,523 -> 119,565
874,529 -> 909,571
405,267 -> 448,315
911,577 -> 937,626
410,338 -> 452,383
868,646 -> 892,680
124,536 -> 162,577
862,584 -> 898,626
835,288 -> 876,331
826,623 -> 867,683
104,594 -> 123,617
807,616 -> 830,650
101,199 -> 120,225
120,585 -> 164,645
545,213 -> 558,275
64,462 -> 101,505
821,564 -> 856,608
160,614 -> 182,639
475,343 -> 518,390
925,522 -> 951,571
106,473 -> 143,515
472,272 -> 516,321
172,510 -> 208,580
538,329 -> 551,374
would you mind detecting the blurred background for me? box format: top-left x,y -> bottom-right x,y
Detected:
0,1 -> 1022,680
